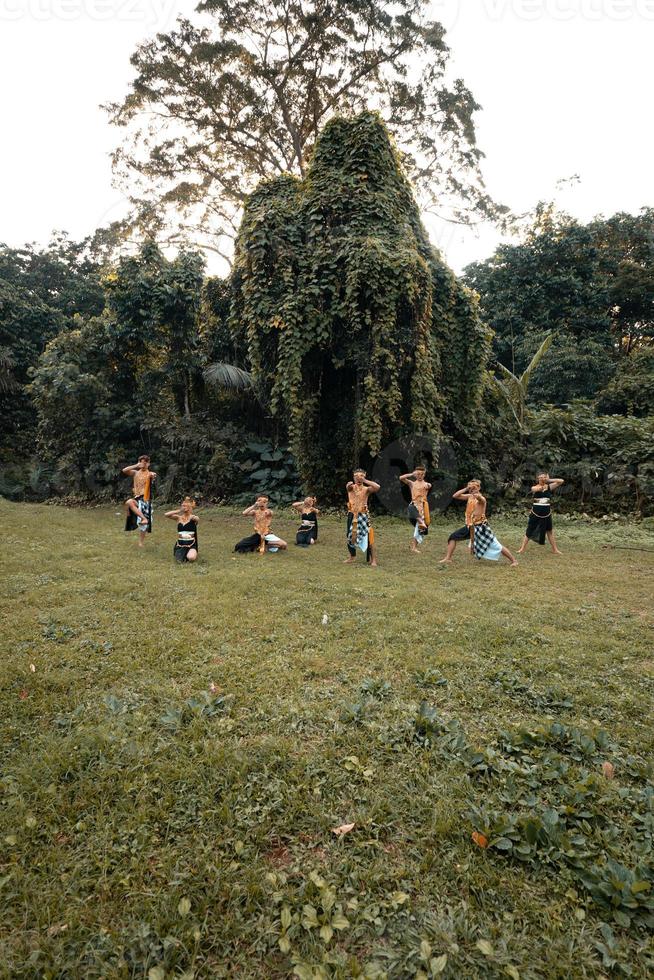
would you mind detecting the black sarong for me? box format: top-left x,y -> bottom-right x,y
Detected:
448,525 -> 471,543
525,510 -> 552,545
125,495 -> 152,533
296,511 -> 318,547
234,532 -> 262,554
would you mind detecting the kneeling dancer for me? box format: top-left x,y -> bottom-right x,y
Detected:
399,466 -> 432,552
166,497 -> 199,563
234,496 -> 287,554
344,469 -> 380,567
292,496 -> 320,547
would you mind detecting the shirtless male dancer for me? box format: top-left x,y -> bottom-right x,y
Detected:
399,466 -> 432,553
344,469 -> 380,567
439,480 -> 518,566
122,455 -> 156,548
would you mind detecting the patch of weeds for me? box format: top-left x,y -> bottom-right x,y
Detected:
41,620 -> 77,642
158,691 -> 233,731
414,668 -> 448,690
491,669 -> 573,712
359,677 -> 392,700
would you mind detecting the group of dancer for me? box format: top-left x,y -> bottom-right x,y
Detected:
122,456 -> 564,566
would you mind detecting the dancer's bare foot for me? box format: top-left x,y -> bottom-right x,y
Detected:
369,559 -> 378,568
343,556 -> 356,564
438,557 -> 452,564
510,560 -> 519,567
552,549 -> 563,555
517,548 -> 525,554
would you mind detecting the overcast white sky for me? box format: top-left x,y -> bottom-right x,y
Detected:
0,0 -> 652,274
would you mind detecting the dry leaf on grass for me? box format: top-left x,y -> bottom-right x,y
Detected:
471,831 -> 489,848
602,761 -> 615,779
331,822 -> 355,836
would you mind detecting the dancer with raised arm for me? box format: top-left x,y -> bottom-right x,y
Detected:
439,480 -> 518,566
518,472 -> 564,555
122,455 -> 156,547
234,496 -> 288,554
292,496 -> 320,547
399,466 -> 432,553
344,469 -> 380,567
165,497 -> 199,563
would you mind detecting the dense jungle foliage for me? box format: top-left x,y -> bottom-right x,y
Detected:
1,117 -> 652,514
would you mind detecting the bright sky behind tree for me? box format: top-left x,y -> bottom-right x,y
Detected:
0,0 -> 652,272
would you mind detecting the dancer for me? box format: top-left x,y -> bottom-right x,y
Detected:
439,480 -> 518,566
122,455 -> 156,547
518,473 -> 564,554
344,469 -> 380,567
292,496 -> 320,547
234,496 -> 287,554
438,480 -> 479,564
399,466 -> 432,552
165,497 -> 199,563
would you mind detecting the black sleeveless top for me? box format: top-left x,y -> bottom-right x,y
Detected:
177,519 -> 198,549
532,488 -> 552,517
299,511 -> 318,538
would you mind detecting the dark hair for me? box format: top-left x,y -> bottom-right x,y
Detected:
138,454 -> 150,462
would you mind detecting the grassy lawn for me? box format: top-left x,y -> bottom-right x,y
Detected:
1,499 -> 653,979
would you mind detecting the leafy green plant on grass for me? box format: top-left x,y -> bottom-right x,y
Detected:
158,692 -> 233,731
464,720 -> 654,931
490,669 -> 573,712
274,871 -> 351,955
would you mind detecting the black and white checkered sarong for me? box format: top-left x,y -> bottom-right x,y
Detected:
472,522 -> 495,559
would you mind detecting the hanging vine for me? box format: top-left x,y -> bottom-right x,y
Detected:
229,111 -> 490,497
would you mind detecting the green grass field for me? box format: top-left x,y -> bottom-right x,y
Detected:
1,500 -> 653,979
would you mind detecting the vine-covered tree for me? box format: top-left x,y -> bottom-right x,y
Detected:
108,0 -> 501,258
227,111 -> 490,496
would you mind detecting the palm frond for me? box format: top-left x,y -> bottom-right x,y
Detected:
204,361 -> 253,391
520,333 -> 554,393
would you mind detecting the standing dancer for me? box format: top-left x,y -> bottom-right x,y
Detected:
292,496 -> 320,547
234,496 -> 288,554
344,469 -> 380,567
165,497 -> 199,563
517,473 -> 564,555
399,466 -> 432,552
438,480 -> 479,564
122,455 -> 156,547
439,481 -> 518,566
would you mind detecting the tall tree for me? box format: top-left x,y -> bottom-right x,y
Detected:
0,236 -> 105,454
227,111 -> 489,498
464,206 -> 654,404
108,0 -> 502,260
103,241 -> 205,420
